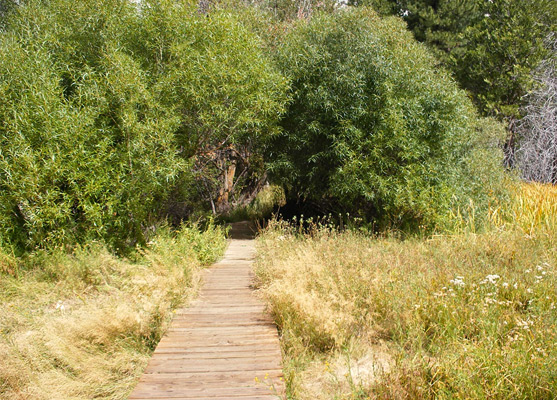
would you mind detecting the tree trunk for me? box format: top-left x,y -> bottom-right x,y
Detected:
215,154 -> 237,214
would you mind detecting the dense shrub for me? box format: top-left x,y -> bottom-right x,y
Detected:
0,0 -> 287,251
130,1 -> 288,215
268,8 -> 507,229
0,0 -> 182,251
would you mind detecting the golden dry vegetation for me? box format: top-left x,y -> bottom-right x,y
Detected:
0,224 -> 226,399
255,183 -> 557,399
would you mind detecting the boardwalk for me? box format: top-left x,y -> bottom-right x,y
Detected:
129,223 -> 285,400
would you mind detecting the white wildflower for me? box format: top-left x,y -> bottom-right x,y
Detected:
485,274 -> 500,284
450,276 -> 465,287
516,318 -> 533,330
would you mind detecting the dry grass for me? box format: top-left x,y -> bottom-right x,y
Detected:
496,182 -> 557,234
255,183 -> 557,399
0,224 -> 226,399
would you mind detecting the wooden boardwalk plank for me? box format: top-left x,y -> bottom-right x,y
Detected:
129,223 -> 284,400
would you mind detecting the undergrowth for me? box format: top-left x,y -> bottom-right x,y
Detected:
255,183 -> 556,399
0,223 -> 226,399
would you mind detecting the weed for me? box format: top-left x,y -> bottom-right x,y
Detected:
0,223 -> 226,399
255,184 -> 556,399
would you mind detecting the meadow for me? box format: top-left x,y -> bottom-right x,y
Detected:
254,183 -> 557,399
0,224 -> 226,399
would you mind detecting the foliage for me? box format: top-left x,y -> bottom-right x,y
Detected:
132,0 -> 288,214
364,0 -> 485,60
0,222 -> 226,399
135,1 -> 287,159
515,35 -> 557,184
255,208 -> 557,398
355,0 -> 556,127
0,0 -> 287,251
0,0 -> 17,28
268,8 -> 506,230
453,0 -> 556,121
0,0 -> 182,251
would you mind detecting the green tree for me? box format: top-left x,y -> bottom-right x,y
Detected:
353,0 -> 556,127
133,0 -> 288,214
453,0 -> 556,121
268,8 -> 506,229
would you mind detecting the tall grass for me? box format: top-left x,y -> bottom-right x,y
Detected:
254,183 -> 556,399
498,183 -> 557,234
0,223 -> 226,399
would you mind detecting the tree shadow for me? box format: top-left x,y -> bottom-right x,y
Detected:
228,221 -> 257,240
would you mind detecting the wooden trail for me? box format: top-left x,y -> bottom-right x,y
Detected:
129,222 -> 285,400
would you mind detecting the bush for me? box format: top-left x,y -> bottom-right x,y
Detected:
0,0 -> 287,251
131,0 -> 288,215
0,0 -> 182,251
268,8 -> 507,230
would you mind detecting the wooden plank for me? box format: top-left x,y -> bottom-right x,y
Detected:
164,326 -> 276,334
148,353 -> 281,361
137,371 -> 283,381
152,346 -> 281,355
128,226 -> 284,400
131,396 -> 279,400
143,361 -> 283,374
130,387 -> 283,399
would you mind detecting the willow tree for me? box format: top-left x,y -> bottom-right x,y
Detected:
268,8 -> 507,229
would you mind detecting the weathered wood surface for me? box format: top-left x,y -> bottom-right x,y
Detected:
129,223 -> 284,400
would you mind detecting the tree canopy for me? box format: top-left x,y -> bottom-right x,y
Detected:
356,0 -> 556,127
0,0 -> 511,251
266,9 -> 506,229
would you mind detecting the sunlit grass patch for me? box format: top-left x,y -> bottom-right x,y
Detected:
255,215 -> 557,399
0,223 -> 226,400
504,182 -> 557,233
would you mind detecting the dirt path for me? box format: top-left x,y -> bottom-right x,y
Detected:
128,222 -> 284,400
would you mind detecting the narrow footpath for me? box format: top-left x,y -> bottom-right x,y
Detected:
128,222 -> 285,400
